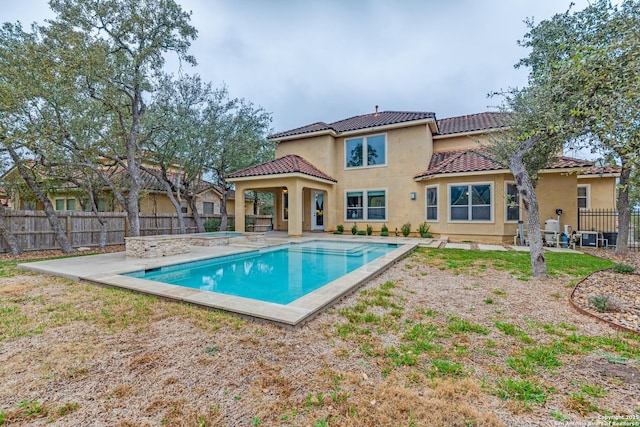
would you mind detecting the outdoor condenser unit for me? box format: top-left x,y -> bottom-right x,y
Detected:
580,231 -> 598,247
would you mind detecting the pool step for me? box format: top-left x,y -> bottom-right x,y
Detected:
288,244 -> 375,256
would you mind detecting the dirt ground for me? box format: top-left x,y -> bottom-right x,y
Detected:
0,246 -> 638,426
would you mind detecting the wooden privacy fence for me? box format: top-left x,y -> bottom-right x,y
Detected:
0,210 -> 273,253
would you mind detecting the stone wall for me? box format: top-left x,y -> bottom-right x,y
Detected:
125,235 -> 192,258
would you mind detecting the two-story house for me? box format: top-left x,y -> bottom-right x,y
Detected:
226,109 -> 619,242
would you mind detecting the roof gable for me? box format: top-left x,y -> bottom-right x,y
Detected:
435,112 -> 513,136
270,111 -> 436,139
226,154 -> 337,183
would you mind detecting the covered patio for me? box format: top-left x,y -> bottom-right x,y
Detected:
226,155 -> 337,237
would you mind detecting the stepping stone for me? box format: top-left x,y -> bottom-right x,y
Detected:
443,243 -> 471,249
509,245 -> 531,252
478,244 -> 507,251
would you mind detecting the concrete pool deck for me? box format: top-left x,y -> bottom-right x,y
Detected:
18,234 -> 417,327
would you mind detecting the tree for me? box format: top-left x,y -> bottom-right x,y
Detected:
202,90 -> 274,231
47,0 -> 198,236
515,0 -> 640,255
0,23 -> 75,253
144,74 -> 214,233
488,84 -> 578,277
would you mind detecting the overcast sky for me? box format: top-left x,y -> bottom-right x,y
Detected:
2,0 -> 596,134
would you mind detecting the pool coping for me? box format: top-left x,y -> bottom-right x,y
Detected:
18,237 -> 416,327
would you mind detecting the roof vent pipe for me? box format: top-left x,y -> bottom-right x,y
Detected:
374,105 -> 379,116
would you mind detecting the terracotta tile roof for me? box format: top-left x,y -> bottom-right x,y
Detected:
415,150 -> 595,179
226,154 -> 337,182
547,156 -> 593,169
436,112 -> 513,136
414,149 -> 506,179
270,111 -> 436,139
579,165 -> 621,176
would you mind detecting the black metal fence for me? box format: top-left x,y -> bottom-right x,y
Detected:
577,208 -> 640,250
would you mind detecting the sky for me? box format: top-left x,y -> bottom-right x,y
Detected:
2,0 -> 597,134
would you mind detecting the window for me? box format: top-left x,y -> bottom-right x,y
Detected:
426,186 -> 438,221
346,190 -> 386,221
577,185 -> 589,209
449,184 -> 492,221
345,134 -> 386,168
203,202 -> 215,215
23,201 -> 36,210
283,189 -> 289,220
346,192 -> 363,220
180,201 -> 188,214
505,183 -> 520,221
56,199 -> 76,211
97,198 -> 106,212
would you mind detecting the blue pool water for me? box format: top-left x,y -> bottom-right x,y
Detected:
124,240 -> 398,304
197,232 -> 243,237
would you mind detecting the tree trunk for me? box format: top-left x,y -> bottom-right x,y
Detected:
253,190 -> 258,215
185,191 -> 205,233
220,190 -> 230,231
509,137 -> 547,278
615,162 -> 631,255
0,207 -> 22,255
6,148 -> 75,254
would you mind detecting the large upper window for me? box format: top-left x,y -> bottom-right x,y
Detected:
505,183 -> 520,221
450,184 -> 492,221
346,190 -> 386,221
345,134 -> 386,168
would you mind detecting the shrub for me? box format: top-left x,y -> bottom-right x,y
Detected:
613,263 -> 636,274
204,218 -> 221,232
366,225 -> 373,236
356,230 -> 367,236
588,294 -> 615,312
401,222 -> 411,237
336,224 -> 344,233
380,224 -> 389,236
351,223 -> 358,235
418,222 -> 432,238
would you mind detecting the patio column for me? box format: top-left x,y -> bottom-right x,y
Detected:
234,185 -> 246,233
288,181 -> 303,237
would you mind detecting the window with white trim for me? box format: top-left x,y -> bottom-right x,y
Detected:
449,184 -> 492,221
346,190 -> 386,221
577,185 -> 589,209
505,182 -> 520,221
426,186 -> 438,221
345,134 -> 386,168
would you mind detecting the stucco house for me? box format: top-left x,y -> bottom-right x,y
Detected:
226,109 -> 619,242
0,164 -> 253,216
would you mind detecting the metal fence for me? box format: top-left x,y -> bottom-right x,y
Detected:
577,208 -> 640,250
0,210 -> 273,253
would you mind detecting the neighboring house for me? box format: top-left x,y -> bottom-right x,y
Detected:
0,163 -> 253,216
226,109 -> 619,242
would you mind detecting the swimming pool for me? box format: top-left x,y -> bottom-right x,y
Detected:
197,231 -> 244,238
124,240 -> 399,304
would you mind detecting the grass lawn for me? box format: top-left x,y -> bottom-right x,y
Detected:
0,248 -> 638,426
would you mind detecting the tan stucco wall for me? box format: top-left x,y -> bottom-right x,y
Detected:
276,134 -> 337,177
332,124 -> 432,233
535,172 -> 579,233
577,176 -> 617,209
417,173 -> 514,242
433,133 -> 494,152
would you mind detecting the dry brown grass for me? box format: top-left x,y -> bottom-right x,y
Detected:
0,249 -> 639,426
